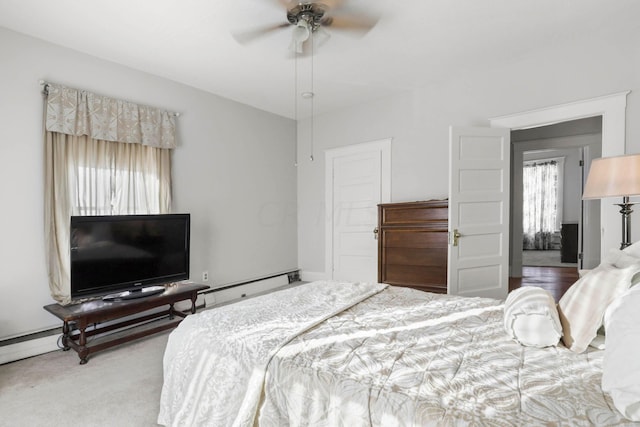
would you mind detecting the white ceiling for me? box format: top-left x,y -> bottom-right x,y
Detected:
1,0 -> 638,119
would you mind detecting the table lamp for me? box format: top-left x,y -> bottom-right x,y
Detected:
582,153 -> 640,249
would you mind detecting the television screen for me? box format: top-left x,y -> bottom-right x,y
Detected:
70,214 -> 190,299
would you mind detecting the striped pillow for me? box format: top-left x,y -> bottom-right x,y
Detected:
558,249 -> 640,353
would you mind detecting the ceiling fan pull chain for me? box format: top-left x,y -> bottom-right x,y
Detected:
310,29 -> 314,162
294,50 -> 298,166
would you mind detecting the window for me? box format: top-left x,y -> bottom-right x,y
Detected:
522,157 -> 564,250
70,138 -> 170,216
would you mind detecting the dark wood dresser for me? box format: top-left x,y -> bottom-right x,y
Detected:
378,200 -> 448,294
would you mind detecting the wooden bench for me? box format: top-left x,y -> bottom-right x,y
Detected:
44,282 -> 209,364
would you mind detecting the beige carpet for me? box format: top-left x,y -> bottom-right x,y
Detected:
0,330 -> 170,427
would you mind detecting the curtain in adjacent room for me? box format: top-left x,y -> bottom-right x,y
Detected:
43,83 -> 176,304
522,159 -> 561,250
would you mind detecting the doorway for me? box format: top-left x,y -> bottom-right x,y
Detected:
511,117 -> 603,276
489,91 -> 629,279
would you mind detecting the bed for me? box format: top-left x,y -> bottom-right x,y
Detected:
157,280 -> 638,426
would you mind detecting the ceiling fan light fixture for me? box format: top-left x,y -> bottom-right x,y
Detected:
289,20 -> 310,53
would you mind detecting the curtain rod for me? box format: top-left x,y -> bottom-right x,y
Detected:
39,79 -> 181,117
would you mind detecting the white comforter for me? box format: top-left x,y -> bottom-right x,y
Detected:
158,281 -> 386,427
159,282 -> 638,426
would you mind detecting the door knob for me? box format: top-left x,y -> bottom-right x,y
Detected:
373,227 -> 379,240
452,229 -> 462,246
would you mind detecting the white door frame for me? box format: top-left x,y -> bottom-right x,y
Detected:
490,91 -> 629,260
325,138 -> 392,280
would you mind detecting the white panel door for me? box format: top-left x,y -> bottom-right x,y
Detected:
326,139 -> 391,282
448,127 -> 510,299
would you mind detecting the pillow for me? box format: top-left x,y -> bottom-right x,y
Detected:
504,286 -> 562,347
589,334 -> 605,350
623,240 -> 640,259
624,242 -> 640,286
557,249 -> 640,353
584,250 -> 640,349
602,285 -> 640,421
605,247 -> 640,268
578,269 -> 591,278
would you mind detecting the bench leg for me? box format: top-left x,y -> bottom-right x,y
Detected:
191,293 -> 198,314
77,325 -> 89,364
61,321 -> 71,351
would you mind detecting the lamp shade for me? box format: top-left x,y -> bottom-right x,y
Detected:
583,154 -> 640,199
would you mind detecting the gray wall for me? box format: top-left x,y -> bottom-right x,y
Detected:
0,27 -> 297,340
297,23 -> 640,277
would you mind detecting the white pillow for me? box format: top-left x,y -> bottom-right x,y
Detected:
578,269 -> 591,278
504,286 -> 562,348
585,249 -> 640,349
558,249 -> 640,353
624,242 -> 640,287
602,285 -> 640,421
607,247 -> 640,268
589,334 -> 605,350
623,240 -> 640,259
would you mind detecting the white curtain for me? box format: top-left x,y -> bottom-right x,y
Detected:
523,159 -> 560,250
43,84 -> 174,304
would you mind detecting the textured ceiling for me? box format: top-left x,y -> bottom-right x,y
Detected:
1,0 -> 638,119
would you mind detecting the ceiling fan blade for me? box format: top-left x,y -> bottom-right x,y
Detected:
317,0 -> 345,11
321,14 -> 379,33
232,22 -> 290,44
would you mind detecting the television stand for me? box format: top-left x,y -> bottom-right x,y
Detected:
43,282 -> 209,365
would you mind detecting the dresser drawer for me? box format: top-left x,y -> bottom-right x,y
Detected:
380,201 -> 447,226
382,229 -> 448,248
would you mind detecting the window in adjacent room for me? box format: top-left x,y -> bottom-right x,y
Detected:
522,157 -> 564,250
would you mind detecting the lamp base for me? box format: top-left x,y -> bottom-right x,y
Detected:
615,196 -> 635,250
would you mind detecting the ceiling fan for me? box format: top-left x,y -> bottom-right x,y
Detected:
233,0 -> 379,54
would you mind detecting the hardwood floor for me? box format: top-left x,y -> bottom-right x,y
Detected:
509,266 -> 579,302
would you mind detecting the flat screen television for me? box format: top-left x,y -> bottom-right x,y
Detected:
70,214 -> 190,299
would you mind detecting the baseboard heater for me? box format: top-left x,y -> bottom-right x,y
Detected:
200,270 -> 300,309
0,328 -> 61,365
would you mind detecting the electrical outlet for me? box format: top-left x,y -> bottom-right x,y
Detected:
202,271 -> 209,282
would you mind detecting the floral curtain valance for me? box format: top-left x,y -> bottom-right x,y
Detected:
45,83 -> 177,149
